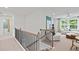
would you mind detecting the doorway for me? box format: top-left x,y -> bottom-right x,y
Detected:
0,15 -> 14,36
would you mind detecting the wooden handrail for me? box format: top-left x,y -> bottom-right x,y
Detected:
24,31 -> 37,36
15,28 -> 37,36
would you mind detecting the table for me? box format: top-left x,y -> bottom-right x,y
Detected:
75,36 -> 79,40
66,33 -> 79,50
74,36 -> 79,50
67,35 -> 79,50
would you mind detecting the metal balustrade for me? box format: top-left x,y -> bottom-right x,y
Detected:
15,28 -> 54,51
15,28 -> 40,51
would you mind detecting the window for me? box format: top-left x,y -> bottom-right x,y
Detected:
60,18 -> 69,31
69,18 -> 77,30
46,16 -> 52,29
60,17 -> 78,31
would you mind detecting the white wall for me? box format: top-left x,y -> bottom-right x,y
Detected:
13,9 -> 65,34
14,15 -> 25,30
23,10 -> 53,34
13,9 -> 79,34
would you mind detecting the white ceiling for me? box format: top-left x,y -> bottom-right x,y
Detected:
0,7 -> 79,16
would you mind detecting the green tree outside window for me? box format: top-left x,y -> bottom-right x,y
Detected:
60,18 -> 78,31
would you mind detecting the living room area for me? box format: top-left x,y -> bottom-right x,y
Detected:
51,16 -> 79,51
34,7 -> 79,51
38,16 -> 79,51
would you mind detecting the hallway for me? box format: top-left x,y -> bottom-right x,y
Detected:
0,36 -> 25,51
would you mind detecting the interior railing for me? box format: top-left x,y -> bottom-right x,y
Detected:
15,28 -> 54,51
15,28 -> 38,51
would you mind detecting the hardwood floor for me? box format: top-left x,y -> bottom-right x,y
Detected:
40,35 -> 79,51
